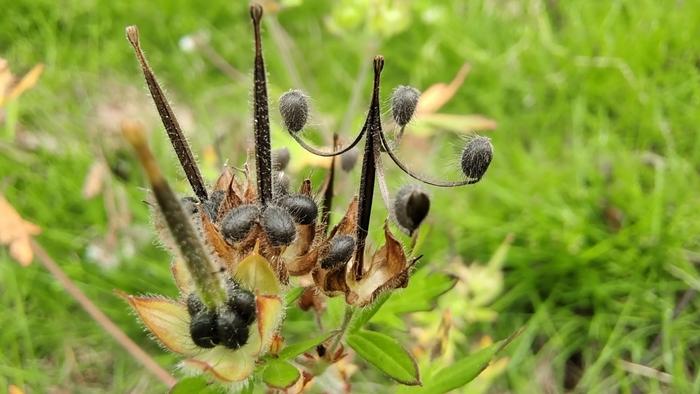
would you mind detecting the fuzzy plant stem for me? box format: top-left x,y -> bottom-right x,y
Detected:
328,304 -> 355,355
250,4 -> 274,207
122,120 -> 226,310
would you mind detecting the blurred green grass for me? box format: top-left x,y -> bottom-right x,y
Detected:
2,0 -> 700,392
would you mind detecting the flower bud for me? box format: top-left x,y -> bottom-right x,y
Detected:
320,235 -> 355,270
391,85 -> 420,127
279,194 -> 318,225
272,147 -> 290,171
261,205 -> 296,246
221,204 -> 260,244
341,147 -> 359,172
394,185 -> 430,233
460,136 -> 493,180
279,89 -> 309,133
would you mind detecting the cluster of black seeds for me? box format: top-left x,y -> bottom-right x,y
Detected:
187,282 -> 256,350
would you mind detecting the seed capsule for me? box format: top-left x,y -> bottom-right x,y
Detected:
272,147 -> 290,171
180,196 -> 199,215
460,136 -> 493,180
227,287 -> 256,325
186,292 -> 205,316
320,234 -> 355,270
216,307 -> 249,350
391,85 -> 420,127
279,194 -> 318,225
341,147 -> 359,172
394,185 -> 430,233
279,89 -> 309,133
221,204 -> 260,244
261,205 -> 296,246
273,171 -> 290,196
189,309 -> 219,348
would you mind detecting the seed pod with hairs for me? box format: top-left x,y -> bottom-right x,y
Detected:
272,147 -> 290,171
220,204 -> 260,244
279,194 -> 318,225
226,287 -> 257,325
273,171 -> 290,196
394,184 -> 430,234
261,205 -> 296,246
341,147 -> 359,172
391,85 -> 420,127
189,308 -> 219,348
461,136 -> 493,181
320,235 -> 355,270
279,89 -> 309,133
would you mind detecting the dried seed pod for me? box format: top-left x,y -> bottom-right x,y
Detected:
203,190 -> 225,219
189,309 -> 219,348
261,205 -> 296,246
272,147 -> 290,171
460,136 -> 493,180
394,185 -> 430,233
320,234 -> 355,270
341,147 -> 359,172
216,307 -> 249,350
227,287 -> 256,325
280,194 -> 318,225
391,85 -> 420,127
220,204 -> 260,244
279,89 -> 309,133
186,292 -> 205,316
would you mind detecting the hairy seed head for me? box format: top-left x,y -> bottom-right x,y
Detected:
341,147 -> 359,172
261,205 -> 296,246
273,171 -> 290,196
394,184 -> 430,233
461,136 -> 493,180
280,194 -> 318,225
320,234 -> 355,270
391,85 -> 420,127
203,190 -> 225,219
279,89 -> 309,133
226,286 -> 257,325
220,204 -> 260,244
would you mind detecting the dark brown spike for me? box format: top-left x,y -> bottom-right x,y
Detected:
125,26 -> 208,201
353,56 -> 384,280
250,4 -> 273,206
320,134 -> 339,232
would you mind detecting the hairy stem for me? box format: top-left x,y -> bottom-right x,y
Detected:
328,304 -> 355,355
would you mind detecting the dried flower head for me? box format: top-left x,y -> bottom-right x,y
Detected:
120,2 -> 493,389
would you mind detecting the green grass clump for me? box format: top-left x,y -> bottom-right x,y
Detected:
2,0 -> 700,392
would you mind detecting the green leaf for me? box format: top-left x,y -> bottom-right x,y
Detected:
262,360 -> 301,390
347,330 -> 420,386
169,376 -> 219,394
234,252 -> 280,295
279,332 -> 335,360
284,286 -> 305,306
411,330 -> 521,394
349,292 -> 390,332
379,270 -> 457,315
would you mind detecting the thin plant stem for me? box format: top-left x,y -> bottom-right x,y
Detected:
30,240 -> 177,388
329,304 -> 355,355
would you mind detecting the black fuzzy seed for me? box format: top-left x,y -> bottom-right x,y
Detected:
391,85 -> 420,127
394,185 -> 430,233
228,288 -> 257,325
189,309 -> 219,348
460,136 -> 493,180
273,171 -> 290,196
279,89 -> 309,133
221,204 -> 260,244
203,190 -> 225,219
320,234 -> 355,270
217,307 -> 249,350
186,293 -> 205,316
340,148 -> 359,172
280,194 -> 318,225
261,205 -> 296,246
180,196 -> 199,215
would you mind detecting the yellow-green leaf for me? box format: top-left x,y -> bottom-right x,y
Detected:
234,252 -> 280,295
